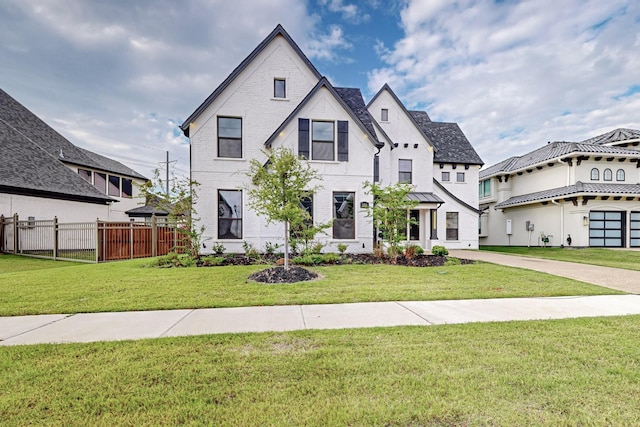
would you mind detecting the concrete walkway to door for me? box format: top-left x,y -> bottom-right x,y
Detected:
449,250 -> 640,294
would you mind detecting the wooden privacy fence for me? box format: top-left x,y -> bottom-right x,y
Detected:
0,214 -> 187,263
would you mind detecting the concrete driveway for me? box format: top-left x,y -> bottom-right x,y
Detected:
449,250 -> 640,294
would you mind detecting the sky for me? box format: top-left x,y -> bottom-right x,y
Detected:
1,0 -> 639,181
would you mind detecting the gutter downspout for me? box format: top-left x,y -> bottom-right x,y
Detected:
551,199 -> 564,247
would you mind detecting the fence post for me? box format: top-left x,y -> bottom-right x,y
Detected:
129,220 -> 134,260
53,216 -> 58,260
13,213 -> 19,254
151,215 -> 157,257
95,219 -> 100,263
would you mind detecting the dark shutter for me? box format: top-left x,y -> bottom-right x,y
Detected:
374,155 -> 379,182
337,120 -> 348,161
298,118 -> 309,159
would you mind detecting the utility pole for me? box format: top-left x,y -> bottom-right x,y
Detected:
158,151 -> 176,197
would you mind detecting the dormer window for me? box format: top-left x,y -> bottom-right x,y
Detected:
381,108 -> 388,121
274,78 -> 286,98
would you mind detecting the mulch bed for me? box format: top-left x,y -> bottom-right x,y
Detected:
201,253 -> 473,284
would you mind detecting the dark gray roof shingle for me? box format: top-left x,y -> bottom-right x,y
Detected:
334,87 -> 377,140
580,128 -> 640,145
411,114 -> 483,165
480,140 -> 640,178
495,181 -> 640,208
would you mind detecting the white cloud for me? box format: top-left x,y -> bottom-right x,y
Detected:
369,0 -> 640,167
319,0 -> 369,23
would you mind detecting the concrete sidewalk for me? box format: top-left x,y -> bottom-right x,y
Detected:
2,295 -> 640,346
449,250 -> 640,294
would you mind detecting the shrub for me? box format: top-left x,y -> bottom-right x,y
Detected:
264,241 -> 281,255
337,243 -> 348,254
321,253 -> 341,264
200,255 -> 226,266
431,245 -> 449,256
152,252 -> 197,268
445,256 -> 461,266
292,254 -> 324,266
243,241 -> 260,259
210,242 -> 226,255
404,244 -> 424,259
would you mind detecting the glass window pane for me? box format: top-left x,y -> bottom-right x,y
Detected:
631,212 -> 640,221
108,175 -> 120,197
333,192 -> 355,239
590,212 -> 604,220
590,238 -> 604,246
589,229 -> 604,238
605,230 -> 621,238
313,141 -> 334,160
274,79 -> 285,98
312,121 -> 334,141
78,169 -> 92,183
399,159 -> 412,172
381,109 -> 388,121
617,169 -> 625,181
122,178 -> 133,198
218,117 -> 241,138
483,179 -> 491,196
457,172 -> 465,182
95,173 -> 106,194
219,138 -> 242,158
218,190 -> 242,239
603,169 -> 612,181
399,172 -> 412,184
442,172 -> 450,181
590,168 -> 599,180
605,212 -> 622,220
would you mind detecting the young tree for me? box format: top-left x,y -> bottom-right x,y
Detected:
363,181 -> 419,260
246,147 -> 323,269
137,169 -> 204,259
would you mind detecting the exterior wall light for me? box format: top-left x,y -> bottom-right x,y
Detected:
583,216 -> 589,226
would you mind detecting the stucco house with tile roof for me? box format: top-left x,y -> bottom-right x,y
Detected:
181,25 -> 482,253
479,128 -> 640,247
0,88 -> 148,222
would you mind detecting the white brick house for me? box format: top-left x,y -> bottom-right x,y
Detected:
181,25 -> 483,254
479,129 -> 640,248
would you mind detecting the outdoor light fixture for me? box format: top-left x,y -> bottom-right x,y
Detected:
360,201 -> 370,208
583,216 -> 589,226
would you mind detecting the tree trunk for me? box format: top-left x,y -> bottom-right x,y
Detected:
284,220 -> 290,270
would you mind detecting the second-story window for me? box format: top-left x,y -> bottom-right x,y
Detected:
399,159 -> 412,184
218,117 -> 242,158
442,171 -> 450,182
312,121 -> 334,161
457,172 -> 465,182
381,108 -> 389,121
479,179 -> 491,198
591,168 -> 599,180
617,169 -> 625,181
274,78 -> 286,98
603,168 -> 612,181
108,175 -> 120,197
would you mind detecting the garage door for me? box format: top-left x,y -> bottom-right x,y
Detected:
589,211 -> 624,247
630,212 -> 640,247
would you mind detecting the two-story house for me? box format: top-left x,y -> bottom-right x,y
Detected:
0,88 -> 148,223
181,25 -> 483,254
479,128 -> 640,248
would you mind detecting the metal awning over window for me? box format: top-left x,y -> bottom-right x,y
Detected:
407,192 -> 444,204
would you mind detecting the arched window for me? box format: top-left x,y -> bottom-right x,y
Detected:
603,168 -> 612,181
590,168 -> 599,180
616,169 -> 625,181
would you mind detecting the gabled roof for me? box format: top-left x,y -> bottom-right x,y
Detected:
264,77 -> 383,149
180,24 -> 322,137
580,128 -> 640,145
480,141 -> 640,179
495,181 -> 640,209
411,114 -> 483,165
334,87 -> 377,141
367,84 -> 435,151
434,179 -> 482,214
0,88 -> 146,180
0,119 -> 114,205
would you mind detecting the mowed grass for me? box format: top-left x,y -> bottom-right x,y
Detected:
0,254 -> 622,316
481,246 -> 640,271
2,316 -> 640,426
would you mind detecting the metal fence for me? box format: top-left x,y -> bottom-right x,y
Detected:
0,214 -> 186,263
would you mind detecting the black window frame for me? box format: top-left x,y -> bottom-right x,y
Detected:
441,171 -> 450,182
274,78 -> 286,98
409,209 -> 420,241
217,116 -> 242,159
312,120 -> 335,161
108,175 -> 120,197
399,159 -> 412,184
333,192 -> 355,239
122,178 -> 133,198
446,212 -> 459,241
218,189 -> 243,239
381,108 -> 389,121
456,172 -> 465,183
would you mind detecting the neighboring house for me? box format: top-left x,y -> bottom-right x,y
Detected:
181,24 -> 483,254
479,128 -> 640,248
0,88 -> 148,222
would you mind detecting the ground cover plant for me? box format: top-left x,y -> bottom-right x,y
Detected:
2,316 -> 639,426
481,246 -> 640,271
0,254 -> 621,316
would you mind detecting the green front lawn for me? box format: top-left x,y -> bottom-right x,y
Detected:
2,316 -> 640,426
481,246 -> 640,271
0,254 -> 621,316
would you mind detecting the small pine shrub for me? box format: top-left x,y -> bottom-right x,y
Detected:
243,241 -> 261,259
200,255 -> 226,266
210,242 -> 226,255
292,254 -> 324,266
337,243 -> 348,254
445,257 -> 461,266
431,245 -> 449,256
264,241 -> 281,255
321,253 -> 340,264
